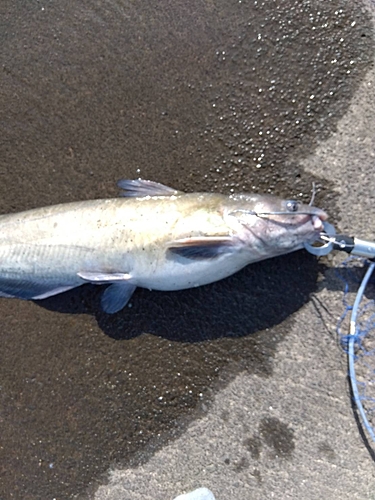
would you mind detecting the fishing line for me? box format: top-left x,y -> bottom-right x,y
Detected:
230,209 -> 322,217
306,225 -> 375,446
347,260 -> 375,443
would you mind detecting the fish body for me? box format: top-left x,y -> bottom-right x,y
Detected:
0,180 -> 327,313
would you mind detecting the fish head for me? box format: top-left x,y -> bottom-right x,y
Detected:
225,193 -> 328,258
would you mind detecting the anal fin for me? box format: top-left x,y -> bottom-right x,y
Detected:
0,278 -> 77,300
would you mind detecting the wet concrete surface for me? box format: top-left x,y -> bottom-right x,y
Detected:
0,0 -> 374,499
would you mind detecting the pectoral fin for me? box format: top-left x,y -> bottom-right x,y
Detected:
101,283 -> 136,314
118,179 -> 181,197
168,237 -> 235,260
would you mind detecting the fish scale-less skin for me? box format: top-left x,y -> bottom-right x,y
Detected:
0,185 -> 327,310
0,195 -> 228,276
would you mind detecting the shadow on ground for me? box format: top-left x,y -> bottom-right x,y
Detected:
40,251 -> 321,342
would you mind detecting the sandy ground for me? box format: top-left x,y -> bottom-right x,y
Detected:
1,1 -> 375,499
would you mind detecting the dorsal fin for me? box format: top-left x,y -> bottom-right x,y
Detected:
117,179 -> 181,197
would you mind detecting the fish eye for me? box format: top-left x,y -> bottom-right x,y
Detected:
285,200 -> 300,213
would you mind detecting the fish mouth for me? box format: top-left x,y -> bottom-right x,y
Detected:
303,210 -> 328,244
312,214 -> 325,231
309,207 -> 328,230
